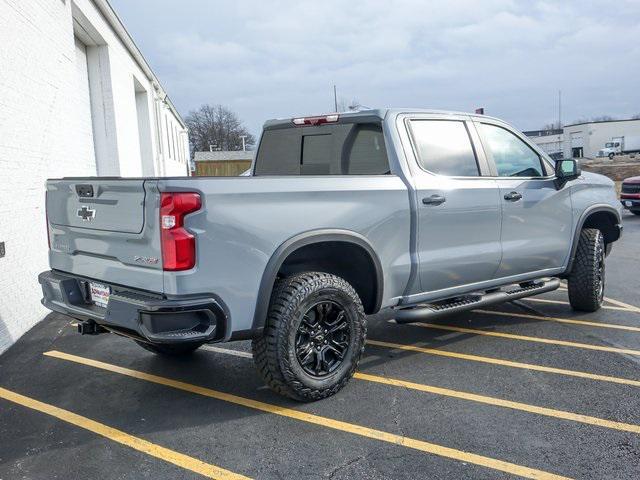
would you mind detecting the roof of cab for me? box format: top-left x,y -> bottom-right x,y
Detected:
263,108 -> 503,128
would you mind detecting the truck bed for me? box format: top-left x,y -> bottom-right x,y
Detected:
46,175 -> 412,336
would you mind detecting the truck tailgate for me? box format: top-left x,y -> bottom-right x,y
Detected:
46,178 -> 164,293
48,179 -> 146,233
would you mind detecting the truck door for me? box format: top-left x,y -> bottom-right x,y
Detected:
402,115 -> 502,294
475,121 -> 573,279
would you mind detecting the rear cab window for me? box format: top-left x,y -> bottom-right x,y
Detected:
254,119 -> 390,175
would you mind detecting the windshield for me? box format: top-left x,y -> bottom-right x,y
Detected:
605,142 -> 614,148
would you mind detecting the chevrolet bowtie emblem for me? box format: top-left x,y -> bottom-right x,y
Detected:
77,206 -> 96,221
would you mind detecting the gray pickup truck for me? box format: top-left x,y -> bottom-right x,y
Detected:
40,109 -> 622,401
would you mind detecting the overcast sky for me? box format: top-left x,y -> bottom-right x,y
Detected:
110,0 -> 640,137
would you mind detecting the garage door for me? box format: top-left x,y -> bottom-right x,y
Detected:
570,132 -> 584,147
570,131 -> 584,158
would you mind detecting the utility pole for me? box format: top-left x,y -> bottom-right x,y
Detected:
239,135 -> 247,152
558,90 -> 562,129
333,85 -> 338,112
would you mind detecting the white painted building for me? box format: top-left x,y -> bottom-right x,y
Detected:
522,129 -> 564,159
562,119 -> 640,159
0,0 -> 190,353
524,119 -> 640,160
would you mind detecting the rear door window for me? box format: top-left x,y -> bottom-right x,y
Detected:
255,122 -> 389,175
409,120 -> 480,177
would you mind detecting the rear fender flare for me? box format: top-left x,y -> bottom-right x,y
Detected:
250,229 -> 383,331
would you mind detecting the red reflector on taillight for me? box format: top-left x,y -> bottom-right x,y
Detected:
292,114 -> 339,126
160,192 -> 201,271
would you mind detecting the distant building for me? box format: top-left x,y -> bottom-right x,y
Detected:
194,151 -> 255,176
522,128 -> 564,159
524,119 -> 640,159
562,119 -> 640,159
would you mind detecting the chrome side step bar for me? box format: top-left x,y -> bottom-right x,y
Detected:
394,278 -> 561,323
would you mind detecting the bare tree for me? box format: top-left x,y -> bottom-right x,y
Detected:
542,122 -> 561,130
590,115 -> 615,122
570,115 -> 616,125
336,97 -> 362,112
185,104 -> 255,156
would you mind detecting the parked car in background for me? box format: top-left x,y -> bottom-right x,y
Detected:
39,109 -> 622,402
621,176 -> 640,215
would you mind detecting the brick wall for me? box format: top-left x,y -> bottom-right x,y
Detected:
0,0 -> 97,353
0,0 -> 189,354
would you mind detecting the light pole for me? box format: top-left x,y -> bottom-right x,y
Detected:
239,135 -> 247,152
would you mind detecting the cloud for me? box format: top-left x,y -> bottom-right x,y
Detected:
111,0 -> 640,135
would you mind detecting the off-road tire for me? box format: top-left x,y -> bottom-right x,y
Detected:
252,272 -> 366,402
135,340 -> 202,356
567,228 -> 605,312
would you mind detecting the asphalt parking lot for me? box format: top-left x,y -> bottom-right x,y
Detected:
1,212 -> 639,480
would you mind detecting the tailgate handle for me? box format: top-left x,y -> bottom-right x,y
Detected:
75,184 -> 94,198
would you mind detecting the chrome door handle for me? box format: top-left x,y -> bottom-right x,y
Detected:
504,191 -> 522,202
422,194 -> 446,205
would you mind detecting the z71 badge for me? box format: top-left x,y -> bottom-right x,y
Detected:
134,255 -> 159,265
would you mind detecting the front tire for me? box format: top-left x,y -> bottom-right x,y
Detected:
567,228 -> 605,312
252,272 -> 366,402
135,341 -> 202,356
608,153 -> 615,160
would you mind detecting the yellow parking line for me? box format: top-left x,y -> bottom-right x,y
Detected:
602,296 -> 640,314
525,298 -> 631,312
556,286 -> 640,313
354,372 -> 640,434
44,350 -> 569,480
474,309 -> 640,333
198,345 -> 640,435
411,322 -> 640,356
366,339 -> 640,388
0,387 -> 250,480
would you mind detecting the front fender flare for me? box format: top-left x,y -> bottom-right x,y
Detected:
562,204 -> 622,276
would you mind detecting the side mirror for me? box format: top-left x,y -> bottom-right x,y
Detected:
555,158 -> 580,180
554,158 -> 580,188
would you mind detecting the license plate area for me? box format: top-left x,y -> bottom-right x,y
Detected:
89,282 -> 110,308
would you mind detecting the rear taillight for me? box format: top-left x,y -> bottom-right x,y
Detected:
160,192 -> 202,271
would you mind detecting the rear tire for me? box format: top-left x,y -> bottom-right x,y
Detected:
135,341 -> 202,356
567,228 -> 605,312
252,272 -> 366,402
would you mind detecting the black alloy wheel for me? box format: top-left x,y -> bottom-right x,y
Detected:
294,301 -> 350,377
